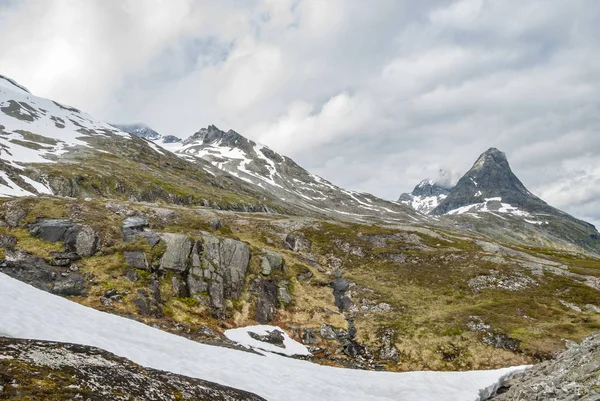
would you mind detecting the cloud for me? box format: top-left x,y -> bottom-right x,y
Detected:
1,0 -> 599,228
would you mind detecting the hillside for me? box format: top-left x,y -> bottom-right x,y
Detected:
1,74 -> 600,398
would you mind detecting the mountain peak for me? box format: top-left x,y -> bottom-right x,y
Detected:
432,148 -> 546,215
472,147 -> 508,171
0,74 -> 30,94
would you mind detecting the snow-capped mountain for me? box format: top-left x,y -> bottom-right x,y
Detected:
121,124 -> 422,224
398,179 -> 451,214
0,74 -> 132,197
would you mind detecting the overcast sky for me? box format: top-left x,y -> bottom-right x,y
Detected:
1,0 -> 599,228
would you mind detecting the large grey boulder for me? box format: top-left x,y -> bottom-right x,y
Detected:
158,233 -> 191,273
260,250 -> 284,276
29,219 -> 74,242
2,201 -> 27,227
64,225 -> 99,257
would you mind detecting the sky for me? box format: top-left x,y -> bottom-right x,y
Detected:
1,0 -> 599,228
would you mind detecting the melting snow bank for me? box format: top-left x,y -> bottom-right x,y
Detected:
225,325 -> 311,357
0,274 -> 527,401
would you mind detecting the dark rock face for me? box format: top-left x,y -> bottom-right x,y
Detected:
255,279 -> 279,324
29,219 -> 74,242
0,337 -> 265,401
400,180 -> 451,200
433,148 -> 547,215
486,331 -> 600,401
0,249 -> 86,297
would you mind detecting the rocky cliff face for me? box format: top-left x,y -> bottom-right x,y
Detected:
0,337 -> 265,401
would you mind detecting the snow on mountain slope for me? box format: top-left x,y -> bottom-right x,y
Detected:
0,74 -> 135,197
136,124 -> 423,224
398,180 -> 451,214
0,273 -> 526,401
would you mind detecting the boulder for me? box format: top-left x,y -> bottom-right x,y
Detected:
378,329 -> 399,361
277,281 -> 292,305
64,225 -> 99,257
124,251 -> 149,270
255,279 -> 278,324
248,329 -> 285,348
320,324 -> 337,340
2,202 -> 27,228
29,219 -> 74,242
158,233 -> 191,273
125,269 -> 139,282
122,216 -> 148,230
0,234 -> 17,249
284,232 -> 311,252
260,250 -> 284,276
301,329 -> 318,345
332,277 -> 353,312
51,274 -> 86,296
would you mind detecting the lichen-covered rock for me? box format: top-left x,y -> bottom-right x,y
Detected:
487,331 -> 600,400
2,200 -> 27,227
64,224 -> 99,257
320,324 -> 337,340
159,233 -> 192,273
124,251 -> 149,270
301,328 -> 318,345
260,249 -> 284,276
192,233 -> 250,317
277,281 -> 292,305
0,234 -> 17,249
0,337 -> 265,401
378,329 -> 399,361
51,274 -> 86,296
284,231 -> 311,252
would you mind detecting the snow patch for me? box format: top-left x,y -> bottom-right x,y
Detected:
224,325 -> 311,357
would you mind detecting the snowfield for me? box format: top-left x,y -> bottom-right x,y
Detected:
0,273 -> 527,401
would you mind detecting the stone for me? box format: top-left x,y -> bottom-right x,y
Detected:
277,282 -> 292,305
0,234 -> 17,249
248,329 -> 285,348
320,324 -> 337,340
125,269 -> 139,282
378,329 -> 399,361
100,297 -> 113,306
297,270 -> 313,281
63,225 -> 99,257
255,279 -> 279,324
49,258 -> 71,267
172,275 -> 189,298
104,289 -> 118,298
301,328 -> 317,345
559,300 -> 582,313
29,219 -> 74,242
261,250 -> 284,275
49,251 -> 81,261
51,275 -> 86,296
124,251 -> 149,270
3,202 -> 27,227
487,331 -> 600,401
122,216 -> 148,230
585,304 -> 600,314
208,216 -> 224,231
284,232 -> 311,252
159,233 -> 191,272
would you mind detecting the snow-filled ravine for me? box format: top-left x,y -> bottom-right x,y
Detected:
0,273 -> 527,401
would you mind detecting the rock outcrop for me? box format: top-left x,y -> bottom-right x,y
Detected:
487,331 -> 600,400
0,337 -> 265,401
